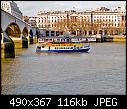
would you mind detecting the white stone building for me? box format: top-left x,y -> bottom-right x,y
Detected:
1,1 -> 23,19
29,17 -> 37,27
34,6 -> 126,36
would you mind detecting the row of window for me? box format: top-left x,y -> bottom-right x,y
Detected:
1,3 -> 8,7
38,19 -> 62,23
38,16 -> 66,20
93,19 -> 118,22
54,46 -> 83,49
37,17 -> 120,22
94,16 -> 117,18
54,47 -> 73,49
1,5 -> 9,9
37,15 -> 119,20
38,22 -> 120,27
38,19 -> 120,23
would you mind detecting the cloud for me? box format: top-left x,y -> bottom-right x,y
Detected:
14,1 -> 126,16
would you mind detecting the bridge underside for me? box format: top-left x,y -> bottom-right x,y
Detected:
5,23 -> 29,48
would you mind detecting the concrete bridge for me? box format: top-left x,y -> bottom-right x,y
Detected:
1,9 -> 40,58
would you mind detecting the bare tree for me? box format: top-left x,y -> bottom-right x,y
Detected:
118,21 -> 126,35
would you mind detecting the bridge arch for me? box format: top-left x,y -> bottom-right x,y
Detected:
29,29 -> 33,36
22,27 -> 28,37
22,27 -> 28,48
5,22 -> 21,38
29,29 -> 34,44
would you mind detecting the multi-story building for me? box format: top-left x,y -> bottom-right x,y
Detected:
29,17 -> 37,27
35,6 -> 126,36
1,1 -> 23,19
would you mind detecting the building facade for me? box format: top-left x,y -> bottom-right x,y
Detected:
1,1 -> 23,19
29,17 -> 37,27
34,6 -> 126,36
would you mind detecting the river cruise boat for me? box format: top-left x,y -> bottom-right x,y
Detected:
36,42 -> 90,53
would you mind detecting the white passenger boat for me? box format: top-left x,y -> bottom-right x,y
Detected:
36,42 -> 90,53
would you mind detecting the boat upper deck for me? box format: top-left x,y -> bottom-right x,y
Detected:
45,42 -> 84,47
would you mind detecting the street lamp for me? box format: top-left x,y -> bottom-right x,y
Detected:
91,11 -> 93,35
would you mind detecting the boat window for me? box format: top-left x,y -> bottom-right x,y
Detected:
70,47 -> 73,49
42,46 -> 45,48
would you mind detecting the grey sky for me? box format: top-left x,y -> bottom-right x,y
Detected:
14,1 -> 126,16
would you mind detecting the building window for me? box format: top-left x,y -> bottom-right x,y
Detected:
118,23 -> 119,27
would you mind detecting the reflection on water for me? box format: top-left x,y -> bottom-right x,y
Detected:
1,43 -> 126,95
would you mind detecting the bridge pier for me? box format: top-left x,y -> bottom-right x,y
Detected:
28,35 -> 38,45
29,35 -> 33,44
1,32 -> 15,58
12,37 -> 22,49
22,34 -> 28,48
33,35 -> 38,44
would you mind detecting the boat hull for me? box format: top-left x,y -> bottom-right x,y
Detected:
36,47 -> 90,53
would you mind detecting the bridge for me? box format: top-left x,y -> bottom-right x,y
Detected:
1,9 -> 40,58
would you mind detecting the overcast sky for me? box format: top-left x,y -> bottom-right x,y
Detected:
14,1 -> 126,16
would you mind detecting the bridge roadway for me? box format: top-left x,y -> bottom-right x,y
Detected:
1,9 -> 40,58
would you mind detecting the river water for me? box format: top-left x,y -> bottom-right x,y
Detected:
1,42 -> 126,95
